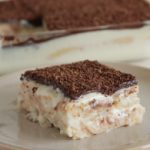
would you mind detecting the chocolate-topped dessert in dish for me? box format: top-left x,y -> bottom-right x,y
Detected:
18,60 -> 145,139
43,0 -> 150,30
11,0 -> 150,30
0,0 -> 150,47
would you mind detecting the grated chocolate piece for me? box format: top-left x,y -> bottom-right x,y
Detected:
21,60 -> 137,99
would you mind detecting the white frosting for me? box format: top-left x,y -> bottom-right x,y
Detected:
76,92 -> 113,104
111,109 -> 127,118
22,80 -> 115,108
36,84 -> 65,108
20,80 -> 138,109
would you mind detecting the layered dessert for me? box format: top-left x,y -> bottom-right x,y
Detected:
18,60 -> 145,139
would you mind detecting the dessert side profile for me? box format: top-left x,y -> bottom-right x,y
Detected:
18,60 -> 145,139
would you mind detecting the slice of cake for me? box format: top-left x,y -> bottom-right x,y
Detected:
18,60 -> 145,139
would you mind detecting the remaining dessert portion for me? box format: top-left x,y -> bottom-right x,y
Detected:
0,0 -> 150,30
18,60 -> 145,139
0,0 -> 150,47
43,0 -> 150,30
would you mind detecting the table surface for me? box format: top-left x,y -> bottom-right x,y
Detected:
1,25 -> 150,75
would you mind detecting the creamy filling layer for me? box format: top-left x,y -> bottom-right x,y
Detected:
18,80 -> 139,108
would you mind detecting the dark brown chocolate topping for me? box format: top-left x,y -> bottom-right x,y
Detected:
43,0 -> 150,30
1,0 -> 150,30
21,60 -> 137,99
19,0 -> 150,30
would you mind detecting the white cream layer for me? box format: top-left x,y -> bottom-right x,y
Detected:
18,80 -> 139,109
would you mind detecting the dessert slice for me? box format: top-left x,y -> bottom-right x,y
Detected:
18,60 -> 145,139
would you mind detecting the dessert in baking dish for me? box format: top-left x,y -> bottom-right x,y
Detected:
0,0 -> 150,29
0,0 -> 150,46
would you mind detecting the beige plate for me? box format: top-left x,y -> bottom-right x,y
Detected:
0,64 -> 150,150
